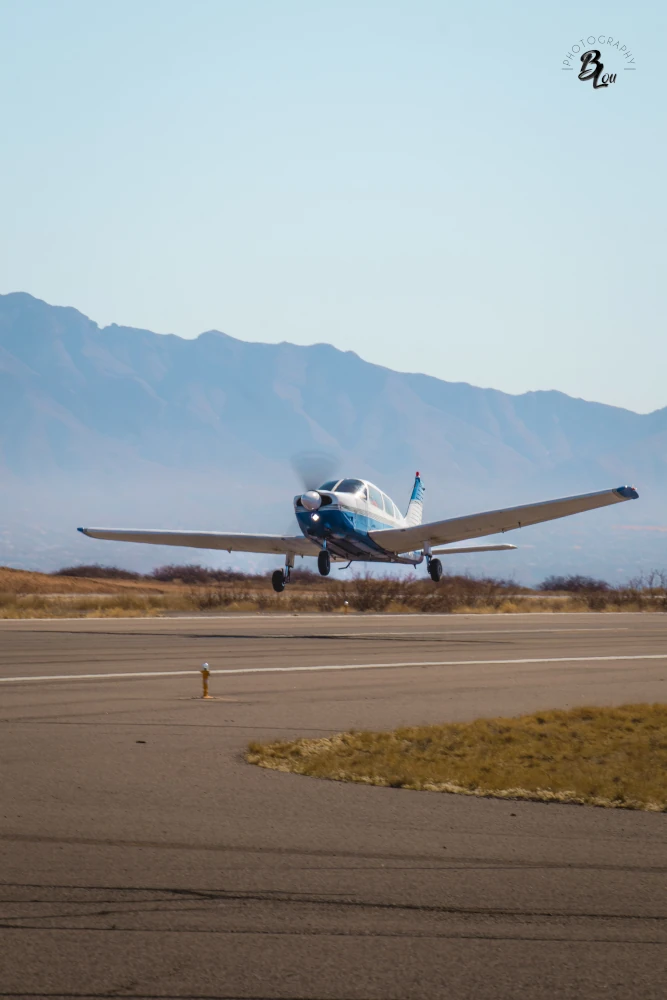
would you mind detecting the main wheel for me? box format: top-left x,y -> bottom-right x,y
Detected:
271,569 -> 285,593
317,549 -> 331,577
429,557 -> 443,582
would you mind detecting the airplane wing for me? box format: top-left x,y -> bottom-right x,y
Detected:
77,527 -> 319,557
369,486 -> 639,554
432,544 -> 517,555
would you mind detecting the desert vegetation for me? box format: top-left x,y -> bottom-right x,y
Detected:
0,564 -> 665,618
537,573 -> 611,593
247,703 -> 667,811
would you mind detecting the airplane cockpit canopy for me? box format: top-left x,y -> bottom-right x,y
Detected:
317,479 -> 401,519
336,478 -> 366,494
318,478 -> 365,495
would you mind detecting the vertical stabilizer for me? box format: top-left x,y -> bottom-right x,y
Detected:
405,472 -> 424,527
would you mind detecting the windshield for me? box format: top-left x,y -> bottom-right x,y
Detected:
318,480 -> 340,491
336,478 -> 366,494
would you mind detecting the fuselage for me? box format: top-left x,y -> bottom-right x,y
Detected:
294,478 -> 418,563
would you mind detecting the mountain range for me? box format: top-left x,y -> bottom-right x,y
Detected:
1,291 -> 665,583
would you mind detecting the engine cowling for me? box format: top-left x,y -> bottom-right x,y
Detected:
301,490 -> 322,511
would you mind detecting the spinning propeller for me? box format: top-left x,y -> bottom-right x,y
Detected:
291,451 -> 339,492
290,451 -> 339,512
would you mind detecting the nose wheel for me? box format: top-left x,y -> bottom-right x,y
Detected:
428,557 -> 442,582
317,549 -> 331,577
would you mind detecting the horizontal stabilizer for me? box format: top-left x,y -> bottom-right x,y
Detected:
431,544 -> 517,555
369,485 -> 638,554
78,527 -> 319,557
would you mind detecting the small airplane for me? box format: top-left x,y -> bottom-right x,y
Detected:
78,471 -> 639,593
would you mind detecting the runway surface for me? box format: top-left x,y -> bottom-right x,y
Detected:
1,612 -> 666,999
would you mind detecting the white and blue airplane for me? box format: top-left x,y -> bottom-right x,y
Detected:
79,472 -> 639,593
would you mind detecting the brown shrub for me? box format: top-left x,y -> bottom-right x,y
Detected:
153,564 -> 248,584
55,564 -> 143,580
401,573 -> 511,613
185,586 -> 253,610
342,575 -> 402,612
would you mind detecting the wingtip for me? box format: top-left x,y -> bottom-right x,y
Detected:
77,527 -> 87,534
615,486 -> 639,500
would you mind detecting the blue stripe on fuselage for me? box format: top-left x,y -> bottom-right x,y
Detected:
296,507 -> 394,556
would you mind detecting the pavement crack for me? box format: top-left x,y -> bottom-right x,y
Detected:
1,884 -> 664,923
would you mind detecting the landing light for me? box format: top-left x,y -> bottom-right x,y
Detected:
311,513 -> 320,521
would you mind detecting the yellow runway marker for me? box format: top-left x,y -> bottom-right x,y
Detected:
201,662 -> 211,699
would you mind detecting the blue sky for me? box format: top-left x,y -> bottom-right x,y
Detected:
1,0 -> 664,412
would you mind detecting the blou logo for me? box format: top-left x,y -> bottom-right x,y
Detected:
579,50 -> 616,89
561,35 -> 636,90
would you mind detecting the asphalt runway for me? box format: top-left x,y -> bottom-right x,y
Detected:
1,612 -> 666,999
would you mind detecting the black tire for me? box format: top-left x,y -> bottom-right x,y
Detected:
271,569 -> 285,593
317,549 -> 331,577
429,557 -> 443,583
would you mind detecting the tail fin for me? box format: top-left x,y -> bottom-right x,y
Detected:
404,471 -> 424,526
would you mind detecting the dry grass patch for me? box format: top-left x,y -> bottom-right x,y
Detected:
247,704 -> 667,811
0,566 -> 170,596
0,593 -> 171,618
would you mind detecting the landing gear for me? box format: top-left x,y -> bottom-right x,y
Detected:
428,557 -> 443,583
317,549 -> 331,577
272,554 -> 295,593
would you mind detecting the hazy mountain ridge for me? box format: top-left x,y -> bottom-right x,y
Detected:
1,292 -> 664,581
